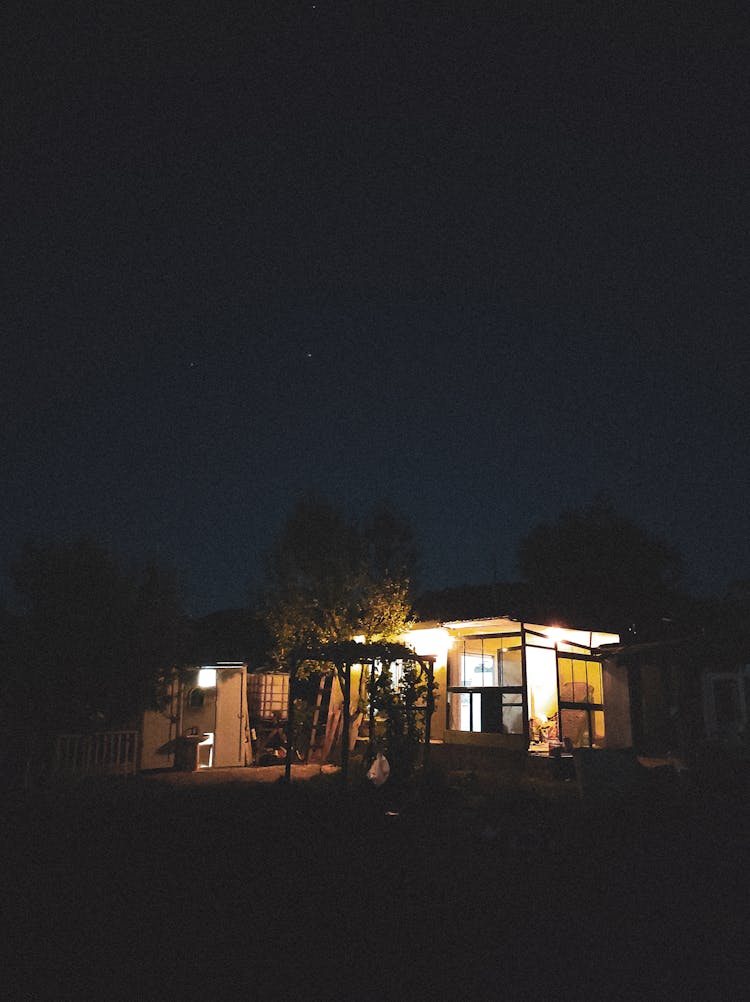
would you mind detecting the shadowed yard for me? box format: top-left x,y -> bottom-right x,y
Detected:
4,767 -> 748,1000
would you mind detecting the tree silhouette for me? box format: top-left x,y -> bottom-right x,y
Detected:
262,495 -> 417,665
8,537 -> 185,735
517,499 -> 683,635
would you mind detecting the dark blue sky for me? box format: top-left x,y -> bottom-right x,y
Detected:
4,2 -> 748,613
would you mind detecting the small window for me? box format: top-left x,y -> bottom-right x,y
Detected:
188,688 -> 205,709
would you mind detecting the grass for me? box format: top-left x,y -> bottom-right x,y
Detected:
4,767 -> 747,1000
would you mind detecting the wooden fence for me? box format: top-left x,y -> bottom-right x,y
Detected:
53,731 -> 140,778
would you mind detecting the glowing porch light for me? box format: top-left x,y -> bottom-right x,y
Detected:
545,627 -> 567,645
197,667 -> 217,688
399,627 -> 452,667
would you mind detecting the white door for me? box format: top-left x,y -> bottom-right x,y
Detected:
213,667 -> 247,767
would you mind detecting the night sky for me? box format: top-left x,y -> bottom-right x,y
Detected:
4,2 -> 749,614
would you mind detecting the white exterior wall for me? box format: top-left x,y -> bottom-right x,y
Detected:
140,664 -> 250,770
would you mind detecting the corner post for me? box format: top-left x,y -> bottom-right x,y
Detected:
284,662 -> 297,785
341,661 -> 351,782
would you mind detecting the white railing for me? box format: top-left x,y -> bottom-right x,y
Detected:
53,731 -> 139,778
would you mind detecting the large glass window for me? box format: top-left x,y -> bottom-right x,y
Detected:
557,657 -> 603,703
460,651 -> 495,686
498,644 -> 522,686
498,638 -> 524,734
557,656 -> 605,747
447,633 -> 609,747
449,635 -> 524,734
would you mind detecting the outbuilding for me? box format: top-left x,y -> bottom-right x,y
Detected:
140,662 -> 252,771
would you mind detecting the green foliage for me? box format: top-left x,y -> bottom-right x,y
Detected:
263,495 -> 417,667
358,578 -> 413,644
368,657 -> 436,780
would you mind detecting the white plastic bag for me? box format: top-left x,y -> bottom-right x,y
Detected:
366,752 -> 390,787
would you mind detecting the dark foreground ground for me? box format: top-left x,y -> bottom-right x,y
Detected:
4,765 -> 748,1001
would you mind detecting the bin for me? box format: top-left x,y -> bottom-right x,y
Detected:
174,734 -> 202,772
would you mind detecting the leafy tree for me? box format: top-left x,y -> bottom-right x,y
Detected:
358,502 -> 419,642
517,498 -> 684,635
8,537 -> 186,734
263,495 -> 417,664
262,497 -> 419,767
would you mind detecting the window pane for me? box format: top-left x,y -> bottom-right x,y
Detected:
558,641 -> 591,654
559,672 -> 591,702
572,659 -> 588,688
558,657 -> 574,689
527,644 -> 558,726
460,653 -> 494,686
498,647 -> 522,686
461,638 -> 495,686
586,661 -> 603,703
504,704 -> 524,734
472,692 -> 482,732
459,693 -> 471,730
560,708 -> 590,747
454,691 -> 485,732
558,657 -> 602,704
592,711 -> 605,744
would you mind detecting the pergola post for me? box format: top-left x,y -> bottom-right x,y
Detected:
284,662 -> 297,785
341,661 -> 351,782
422,656 -> 435,772
368,660 -> 377,763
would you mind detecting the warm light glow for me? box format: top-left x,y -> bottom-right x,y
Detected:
530,624 -> 620,648
545,627 -> 567,645
197,667 -> 217,688
526,645 -> 558,721
399,627 -> 452,668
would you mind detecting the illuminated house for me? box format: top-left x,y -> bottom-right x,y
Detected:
397,618 -> 627,752
137,624 -> 626,770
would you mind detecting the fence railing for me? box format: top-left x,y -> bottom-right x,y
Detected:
53,731 -> 140,778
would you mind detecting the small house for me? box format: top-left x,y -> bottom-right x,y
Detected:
140,662 -> 251,771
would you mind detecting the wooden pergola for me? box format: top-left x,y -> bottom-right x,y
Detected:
283,640 -> 435,783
